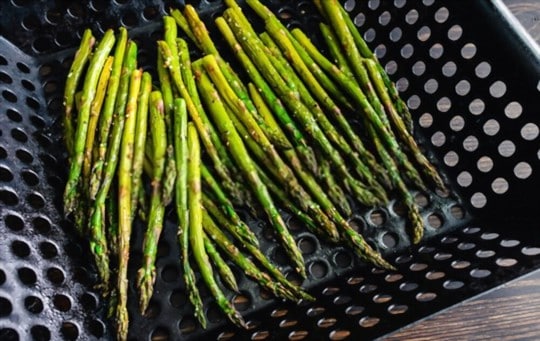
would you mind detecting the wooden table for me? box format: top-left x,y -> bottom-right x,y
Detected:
383,1 -> 540,340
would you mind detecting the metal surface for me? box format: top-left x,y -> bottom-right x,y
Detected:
0,0 -> 539,340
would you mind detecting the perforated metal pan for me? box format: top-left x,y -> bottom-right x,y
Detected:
0,0 -> 539,340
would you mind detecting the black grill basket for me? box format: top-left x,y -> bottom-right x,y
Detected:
0,0 -> 539,340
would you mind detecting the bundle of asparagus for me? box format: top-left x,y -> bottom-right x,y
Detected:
62,1 -> 445,340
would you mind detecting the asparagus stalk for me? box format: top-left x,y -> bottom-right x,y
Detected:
187,123 -> 246,328
63,28 -> 95,156
194,65 -> 306,278
90,27 -> 129,199
260,29 -> 388,195
161,16 -> 179,205
173,98 -> 206,328
64,29 -> 115,214
183,5 -> 289,151
319,23 -> 354,79
252,164 -> 332,240
88,40 -> 137,299
204,234 -> 240,293
91,40 -> 136,341
170,8 -> 199,48
82,55 -> 113,191
202,197 -> 313,301
217,77 -> 339,243
158,40 -> 243,201
248,83 -> 345,230
319,0 -> 426,190
364,59 -> 445,190
214,16 -> 318,174
318,156 -> 352,217
221,11 -> 378,206
337,4 -> 414,133
177,38 -> 233,170
202,211 -> 301,302
130,72 -> 152,218
176,37 -> 247,204
201,163 -> 259,248
106,183 -> 119,258
115,68 -> 142,340
288,28 -> 390,182
367,123 -> 424,244
137,91 -> 167,314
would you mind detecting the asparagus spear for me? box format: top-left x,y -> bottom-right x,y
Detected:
131,72 -> 152,218
90,27 -> 129,199
202,198 -> 313,301
201,163 -> 259,248
88,40 -> 137,298
161,16 -> 179,205
336,4 -> 414,133
260,29 -> 388,195
212,71 -> 339,243
194,64 -> 306,278
183,5 -> 289,151
176,37 -> 247,204
318,156 -> 352,217
83,39 -> 136,341
252,164 -> 332,240
319,23 -> 354,79
170,8 -> 199,48
221,11 -> 378,206
202,211 -> 301,302
173,98 -> 206,328
214,17 -> 318,174
106,182 -> 119,258
364,59 -> 445,190
245,0 -> 352,109
367,123 -> 424,244
248,82 -> 348,227
64,29 -> 115,214
63,28 -> 95,156
82,55 -> 113,191
158,40 -> 243,201
204,234 -> 240,293
137,91 -> 167,314
319,0 -> 426,189
115,68 -> 142,339
187,122 -> 246,328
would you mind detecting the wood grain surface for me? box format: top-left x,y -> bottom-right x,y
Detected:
383,2 -> 540,339
383,270 -> 540,340
504,0 -> 540,42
